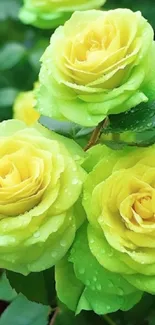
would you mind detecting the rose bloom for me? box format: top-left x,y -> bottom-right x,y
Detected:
0,120 -> 85,274
13,90 -> 40,126
19,0 -> 106,29
83,144 -> 155,294
37,9 -> 155,126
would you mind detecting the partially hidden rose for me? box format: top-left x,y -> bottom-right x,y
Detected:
13,88 -> 40,126
19,0 -> 106,29
82,144 -> 155,294
37,9 -> 155,126
0,120 -> 86,274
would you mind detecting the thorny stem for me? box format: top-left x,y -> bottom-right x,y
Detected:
103,315 -> 117,325
84,118 -> 109,151
50,307 -> 60,325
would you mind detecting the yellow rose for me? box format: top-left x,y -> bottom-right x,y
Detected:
37,9 -> 155,126
83,144 -> 155,293
13,85 -> 40,126
20,0 -> 106,29
0,120 -> 85,274
13,91 -> 39,126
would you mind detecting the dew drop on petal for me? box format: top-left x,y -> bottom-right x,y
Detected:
60,240 -> 66,247
72,179 -> 79,185
33,231 -> 40,238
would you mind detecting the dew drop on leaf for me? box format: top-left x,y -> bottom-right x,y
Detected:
108,280 -> 114,288
79,267 -> 85,275
117,287 -> 124,296
96,284 -> 102,291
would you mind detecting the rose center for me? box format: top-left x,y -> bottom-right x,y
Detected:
74,23 -> 116,62
133,195 -> 154,220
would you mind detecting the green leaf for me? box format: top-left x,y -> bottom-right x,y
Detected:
35,122 -> 86,164
55,304 -> 104,325
0,294 -> 50,325
39,116 -> 94,139
6,268 -> 55,306
0,43 -> 26,71
0,0 -> 20,21
104,101 -> 155,134
0,273 -> 17,302
0,88 -> 18,107
56,224 -> 142,315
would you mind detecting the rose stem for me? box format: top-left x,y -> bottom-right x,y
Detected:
103,314 -> 117,325
84,117 -> 109,151
49,307 -> 60,325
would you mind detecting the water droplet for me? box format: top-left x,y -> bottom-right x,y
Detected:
51,251 -> 57,258
96,284 -> 102,291
74,155 -> 80,160
33,231 -> 40,238
60,240 -> 66,247
90,238 -> 94,244
101,249 -> 105,254
79,268 -> 85,275
108,280 -> 114,288
72,179 -> 79,185
118,287 -> 124,296
86,280 -> 90,286
93,276 -> 97,282
106,305 -> 111,311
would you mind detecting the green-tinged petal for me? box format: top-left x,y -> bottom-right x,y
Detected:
55,255 -> 84,312
20,0 -> 106,29
68,224 -> 142,314
123,273 -> 155,294
82,142 -> 155,294
0,120 -> 85,274
37,9 -> 155,126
